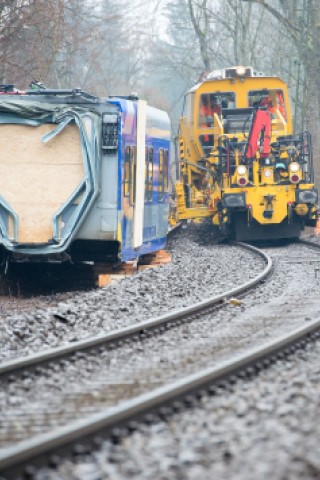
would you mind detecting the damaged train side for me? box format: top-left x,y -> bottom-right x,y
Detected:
0,88 -> 171,264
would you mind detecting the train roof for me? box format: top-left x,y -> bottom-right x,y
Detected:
0,89 -> 171,140
146,105 -> 171,140
188,66 -> 284,93
110,97 -> 171,141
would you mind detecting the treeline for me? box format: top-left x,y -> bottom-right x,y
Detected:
0,0 -> 155,98
1,0 -> 320,176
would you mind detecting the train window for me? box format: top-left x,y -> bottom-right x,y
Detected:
199,93 -> 236,128
159,148 -> 169,200
159,149 -> 164,200
145,146 -> 153,202
163,149 -> 169,192
124,146 -> 131,198
124,145 -> 136,205
130,146 -> 136,205
183,93 -> 195,122
248,89 -> 287,120
199,134 -> 214,156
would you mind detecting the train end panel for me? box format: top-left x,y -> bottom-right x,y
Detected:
221,182 -> 318,241
0,123 -> 84,245
231,214 -> 302,242
0,91 -> 112,259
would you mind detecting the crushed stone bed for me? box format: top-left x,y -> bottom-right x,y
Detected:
0,224 -> 264,360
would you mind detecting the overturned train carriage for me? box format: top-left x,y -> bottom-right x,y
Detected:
175,66 -> 318,240
0,90 -> 171,263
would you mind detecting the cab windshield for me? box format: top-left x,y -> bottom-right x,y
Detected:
248,89 -> 287,120
199,92 -> 236,128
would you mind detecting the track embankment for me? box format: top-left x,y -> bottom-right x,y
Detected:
2,233 -> 320,479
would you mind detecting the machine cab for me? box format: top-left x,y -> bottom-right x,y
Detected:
182,66 -> 292,158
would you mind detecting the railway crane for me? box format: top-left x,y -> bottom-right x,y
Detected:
173,66 -> 318,240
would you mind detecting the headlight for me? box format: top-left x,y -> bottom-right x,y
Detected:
264,169 -> 272,178
236,66 -> 246,76
238,177 -> 248,186
222,193 -> 246,208
290,173 -> 300,184
237,165 -> 247,175
289,162 -> 299,173
296,189 -> 318,204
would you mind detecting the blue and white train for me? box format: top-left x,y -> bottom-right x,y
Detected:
0,88 -> 171,263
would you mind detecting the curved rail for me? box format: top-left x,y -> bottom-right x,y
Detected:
0,242 -> 272,379
298,237 -> 320,249
1,315 -> 320,477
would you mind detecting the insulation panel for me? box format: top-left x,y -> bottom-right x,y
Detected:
0,123 -> 84,243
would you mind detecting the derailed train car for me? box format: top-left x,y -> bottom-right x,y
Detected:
0,88 -> 171,263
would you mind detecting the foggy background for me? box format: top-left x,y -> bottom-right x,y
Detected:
1,0 -> 320,179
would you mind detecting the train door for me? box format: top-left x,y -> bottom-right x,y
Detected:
132,100 -> 147,248
122,100 -> 147,254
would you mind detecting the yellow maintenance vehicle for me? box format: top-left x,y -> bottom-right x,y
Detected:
172,65 -> 318,240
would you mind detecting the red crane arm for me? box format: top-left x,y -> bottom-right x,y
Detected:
245,109 -> 271,161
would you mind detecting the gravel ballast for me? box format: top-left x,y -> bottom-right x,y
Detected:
0,224 -> 265,360
1,227 -> 320,479
33,338 -> 320,480
1,241 -> 320,449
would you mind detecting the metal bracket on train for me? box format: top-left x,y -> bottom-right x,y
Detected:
102,114 -> 119,153
24,88 -> 99,102
263,194 -> 275,219
0,84 -> 16,93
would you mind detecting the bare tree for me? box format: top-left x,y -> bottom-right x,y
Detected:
0,0 -> 145,94
241,0 -> 320,117
154,0 -> 294,129
241,0 -> 320,181
0,0 -> 65,86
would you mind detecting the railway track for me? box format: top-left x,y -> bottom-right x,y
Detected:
1,316 -> 320,478
1,226 -> 266,361
0,241 -> 271,475
1,238 -> 320,478
0,242 -> 271,380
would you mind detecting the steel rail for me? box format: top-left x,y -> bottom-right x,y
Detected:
0,242 -> 272,379
1,316 -> 320,478
298,237 -> 320,250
